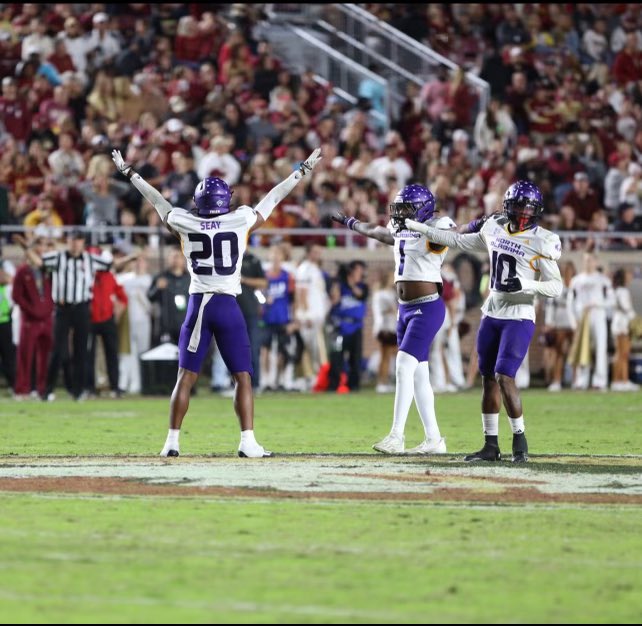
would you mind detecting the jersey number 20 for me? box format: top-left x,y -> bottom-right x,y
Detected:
188,232 -> 239,276
490,250 -> 517,291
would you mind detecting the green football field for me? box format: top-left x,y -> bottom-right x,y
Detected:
1,389 -> 641,624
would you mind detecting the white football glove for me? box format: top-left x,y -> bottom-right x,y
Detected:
404,218 -> 423,232
111,149 -> 134,179
298,148 -> 322,176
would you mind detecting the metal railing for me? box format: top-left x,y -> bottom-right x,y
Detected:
2,225 -> 642,251
256,20 -> 390,134
328,4 -> 490,113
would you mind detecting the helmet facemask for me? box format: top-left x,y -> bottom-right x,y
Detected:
390,201 -> 421,230
503,198 -> 542,232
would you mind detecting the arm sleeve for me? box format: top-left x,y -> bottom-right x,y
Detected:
147,276 -> 161,302
90,254 -> 112,272
253,170 -> 303,221
566,282 -> 577,329
520,257 -> 563,299
130,172 -> 173,221
11,271 -> 36,318
406,219 -> 487,252
114,279 -> 128,305
41,251 -> 60,271
372,292 -> 384,335
602,279 -> 616,310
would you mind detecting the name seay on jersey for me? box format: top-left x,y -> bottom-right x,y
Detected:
390,215 -> 456,283
480,215 -> 561,321
167,205 -> 257,295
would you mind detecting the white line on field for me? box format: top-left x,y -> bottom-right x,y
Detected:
0,590 -> 400,620
0,532 -> 640,570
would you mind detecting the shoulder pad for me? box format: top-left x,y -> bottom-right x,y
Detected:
434,215 -> 457,230
539,230 -> 562,261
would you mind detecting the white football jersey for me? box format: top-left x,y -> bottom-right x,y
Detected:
390,215 -> 456,283
479,215 -> 561,321
167,205 -> 258,295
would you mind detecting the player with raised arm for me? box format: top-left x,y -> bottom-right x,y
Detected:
404,181 -> 562,463
333,184 -> 470,455
112,147 -> 321,458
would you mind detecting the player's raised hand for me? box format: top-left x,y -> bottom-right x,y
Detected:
331,210 -> 349,226
299,148 -> 322,176
331,210 -> 360,231
404,218 -> 423,232
111,149 -> 134,179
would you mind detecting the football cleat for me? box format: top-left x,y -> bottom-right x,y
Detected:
464,443 -> 501,462
160,445 -> 179,457
511,433 -> 528,463
405,437 -> 447,455
238,441 -> 272,458
372,432 -> 405,454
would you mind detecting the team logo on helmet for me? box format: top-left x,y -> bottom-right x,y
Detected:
390,184 -> 436,229
194,177 -> 233,217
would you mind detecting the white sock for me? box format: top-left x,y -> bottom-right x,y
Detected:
508,415 -> 525,434
482,413 -> 499,436
391,351 -> 419,436
165,428 -> 180,450
241,429 -> 257,445
413,361 -> 441,441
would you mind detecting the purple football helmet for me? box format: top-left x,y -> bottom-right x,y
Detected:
503,180 -> 544,231
390,184 -> 436,229
193,177 -> 233,217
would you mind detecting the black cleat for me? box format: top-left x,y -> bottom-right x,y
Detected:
464,443 -> 501,462
166,450 -> 179,457
511,433 -> 528,463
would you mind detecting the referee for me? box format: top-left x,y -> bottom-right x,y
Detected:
23,229 -> 111,400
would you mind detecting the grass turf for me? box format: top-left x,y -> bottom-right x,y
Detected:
2,389 -> 641,457
1,389 -> 641,623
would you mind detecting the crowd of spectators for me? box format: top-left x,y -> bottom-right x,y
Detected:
0,3 -> 640,254
1,4 -> 641,398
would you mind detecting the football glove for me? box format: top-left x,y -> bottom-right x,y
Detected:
298,148 -> 322,176
331,210 -> 359,230
111,149 -> 135,179
502,276 -> 522,293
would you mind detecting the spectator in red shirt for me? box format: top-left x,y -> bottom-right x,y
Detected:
39,85 -> 73,135
174,16 -> 204,64
12,237 -> 54,398
0,76 -> 31,146
561,171 -> 601,229
86,250 -> 129,398
47,38 -> 76,74
612,32 -> 642,86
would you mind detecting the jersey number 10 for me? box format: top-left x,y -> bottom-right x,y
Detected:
188,232 -> 239,276
490,250 -> 517,292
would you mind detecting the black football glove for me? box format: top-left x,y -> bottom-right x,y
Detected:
331,210 -> 349,226
502,276 -> 522,293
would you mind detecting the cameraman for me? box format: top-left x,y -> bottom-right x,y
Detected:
327,260 -> 369,392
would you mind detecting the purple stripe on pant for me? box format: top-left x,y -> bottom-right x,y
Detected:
396,297 -> 445,362
476,315 -> 535,378
178,294 -> 253,375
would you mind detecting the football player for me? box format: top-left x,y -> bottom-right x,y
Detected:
404,180 -> 562,463
333,184 -> 459,455
112,147 -> 322,458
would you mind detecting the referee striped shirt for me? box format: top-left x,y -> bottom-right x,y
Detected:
42,251 -> 111,305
